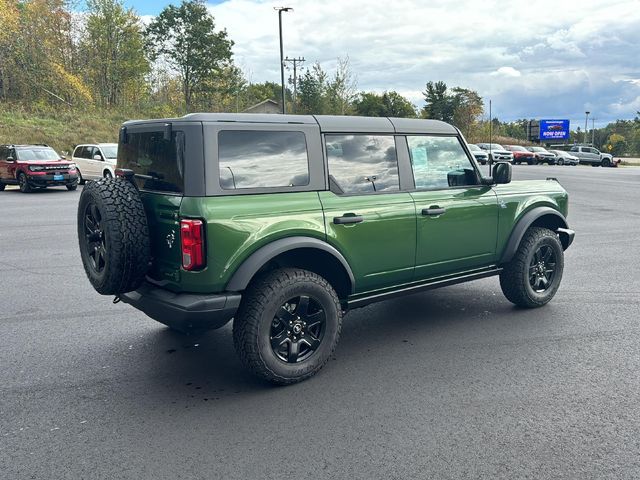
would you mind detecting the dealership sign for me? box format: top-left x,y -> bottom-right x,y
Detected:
539,119 -> 570,140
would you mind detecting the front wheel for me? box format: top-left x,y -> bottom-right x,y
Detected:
104,170 -> 113,179
18,173 -> 32,193
233,268 -> 342,385
557,158 -> 564,166
499,227 -> 564,308
66,184 -> 78,191
0,182 -> 5,191
601,158 -> 611,167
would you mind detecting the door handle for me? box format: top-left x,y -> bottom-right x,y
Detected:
422,206 -> 446,216
333,215 -> 364,225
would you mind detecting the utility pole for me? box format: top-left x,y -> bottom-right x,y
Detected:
584,111 -> 590,145
488,99 -> 493,176
284,56 -> 305,113
591,118 -> 596,146
274,7 -> 292,114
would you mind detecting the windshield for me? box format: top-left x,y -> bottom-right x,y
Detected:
507,145 -> 528,151
101,145 -> 118,159
531,147 -> 549,153
468,144 -> 481,151
489,144 -> 504,150
17,148 -> 60,161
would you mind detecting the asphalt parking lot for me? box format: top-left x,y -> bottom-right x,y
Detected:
1,165 -> 639,479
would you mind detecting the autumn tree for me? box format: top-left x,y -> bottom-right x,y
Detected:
353,91 -> 416,118
146,0 -> 234,112
81,0 -> 149,108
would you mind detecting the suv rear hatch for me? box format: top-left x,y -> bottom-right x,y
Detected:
118,124 -> 187,288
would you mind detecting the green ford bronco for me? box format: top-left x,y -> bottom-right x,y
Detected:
78,113 -> 574,384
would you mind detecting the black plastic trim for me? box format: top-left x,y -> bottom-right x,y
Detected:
226,236 -> 355,293
120,282 -> 241,333
347,267 -> 502,309
499,207 -> 569,264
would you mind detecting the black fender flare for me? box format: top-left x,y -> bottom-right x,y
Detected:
226,236 -> 355,293
500,207 -> 569,264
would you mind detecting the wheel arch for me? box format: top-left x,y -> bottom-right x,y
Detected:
500,207 -> 570,264
226,237 -> 355,300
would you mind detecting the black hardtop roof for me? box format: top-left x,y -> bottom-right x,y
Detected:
122,113 -> 458,135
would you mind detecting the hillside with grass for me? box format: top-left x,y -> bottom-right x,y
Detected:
0,106 -> 130,156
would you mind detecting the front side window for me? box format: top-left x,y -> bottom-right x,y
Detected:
325,135 -> 399,195
218,130 -> 309,190
407,136 -> 477,190
119,130 -> 185,193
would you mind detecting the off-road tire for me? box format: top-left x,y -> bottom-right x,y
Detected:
78,177 -> 150,295
499,227 -> 564,308
233,268 -> 342,385
66,184 -> 77,191
18,173 -> 32,193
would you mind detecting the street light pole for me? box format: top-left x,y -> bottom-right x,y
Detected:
584,111 -> 590,145
274,7 -> 292,114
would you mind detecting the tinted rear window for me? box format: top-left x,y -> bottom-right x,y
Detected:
218,130 -> 309,190
120,130 -> 185,193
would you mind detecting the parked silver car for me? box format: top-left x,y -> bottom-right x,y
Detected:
549,150 -> 579,166
467,144 -> 489,165
567,145 -> 617,167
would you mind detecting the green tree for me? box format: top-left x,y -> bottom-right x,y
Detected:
421,81 -> 454,122
325,56 -> 357,115
296,62 -> 328,114
451,87 -> 483,137
605,133 -> 628,156
145,0 -> 234,112
81,0 -> 149,108
353,91 -> 416,118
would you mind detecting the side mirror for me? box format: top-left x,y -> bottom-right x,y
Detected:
61,155 -> 67,160
493,162 -> 512,184
6,156 -> 14,162
93,154 -> 102,161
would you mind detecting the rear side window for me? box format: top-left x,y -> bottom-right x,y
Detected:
325,135 -> 399,194
218,130 -> 309,190
119,130 -> 185,193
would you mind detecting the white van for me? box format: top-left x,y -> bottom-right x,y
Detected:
72,143 -> 117,183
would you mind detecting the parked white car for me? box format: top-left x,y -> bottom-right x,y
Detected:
549,150 -> 579,166
72,143 -> 117,183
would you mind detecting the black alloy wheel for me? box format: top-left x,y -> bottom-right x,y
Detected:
82,202 -> 107,275
270,295 -> 326,363
528,245 -> 557,293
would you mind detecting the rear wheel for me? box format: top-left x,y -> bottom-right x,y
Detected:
233,268 -> 342,385
500,227 -> 564,308
18,173 -> 32,193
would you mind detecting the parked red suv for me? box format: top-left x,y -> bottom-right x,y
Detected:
504,145 -> 536,165
0,144 -> 78,193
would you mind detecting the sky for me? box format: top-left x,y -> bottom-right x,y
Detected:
119,0 -> 640,127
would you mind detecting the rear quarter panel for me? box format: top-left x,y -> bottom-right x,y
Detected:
178,192 -> 325,293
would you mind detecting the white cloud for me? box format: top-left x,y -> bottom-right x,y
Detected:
207,0 -> 640,125
491,67 -> 522,78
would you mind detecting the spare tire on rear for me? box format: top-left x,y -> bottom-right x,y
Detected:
78,178 -> 151,295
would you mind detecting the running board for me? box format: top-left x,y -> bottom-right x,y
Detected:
347,267 -> 502,309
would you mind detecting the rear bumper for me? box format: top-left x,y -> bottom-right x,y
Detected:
120,282 -> 241,333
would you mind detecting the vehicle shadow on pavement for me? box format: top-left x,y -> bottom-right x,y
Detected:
132,284 -> 521,396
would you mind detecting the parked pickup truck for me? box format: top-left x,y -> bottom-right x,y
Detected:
568,145 -> 618,167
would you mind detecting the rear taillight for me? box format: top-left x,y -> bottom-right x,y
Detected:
180,219 -> 205,271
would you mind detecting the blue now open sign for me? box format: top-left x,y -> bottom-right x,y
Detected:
540,120 -> 570,140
